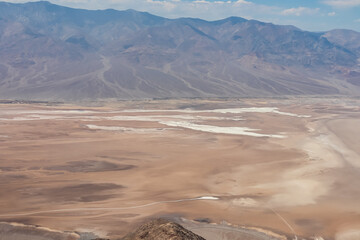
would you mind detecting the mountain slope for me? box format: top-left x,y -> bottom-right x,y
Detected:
0,1 -> 359,101
121,219 -> 205,240
323,29 -> 360,54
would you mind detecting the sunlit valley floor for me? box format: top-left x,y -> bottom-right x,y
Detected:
0,98 -> 359,240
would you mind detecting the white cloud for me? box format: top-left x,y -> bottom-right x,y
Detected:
355,19 -> 360,22
323,0 -> 360,7
193,0 -> 210,3
234,0 -> 251,4
146,0 -> 177,11
1,0 -> 276,21
328,11 -> 336,16
281,7 -> 319,16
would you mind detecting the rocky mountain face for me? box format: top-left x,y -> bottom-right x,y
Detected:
0,220 -> 205,240
0,1 -> 359,101
323,29 -> 360,54
121,219 -> 205,240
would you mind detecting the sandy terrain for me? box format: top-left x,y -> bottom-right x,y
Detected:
0,98 -> 359,240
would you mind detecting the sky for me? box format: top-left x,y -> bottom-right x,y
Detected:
3,0 -> 360,32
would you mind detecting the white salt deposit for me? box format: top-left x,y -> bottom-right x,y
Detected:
196,196 -> 219,200
102,115 -> 243,122
210,108 -> 310,117
0,115 -> 67,121
0,107 -> 290,138
0,110 -> 96,115
120,107 -> 310,117
86,115 -> 285,138
87,125 -> 127,131
159,121 -> 286,138
86,125 -> 170,133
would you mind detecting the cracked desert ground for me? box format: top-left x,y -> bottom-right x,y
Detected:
0,98 -> 359,240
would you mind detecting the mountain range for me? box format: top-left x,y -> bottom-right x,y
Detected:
0,1 -> 359,101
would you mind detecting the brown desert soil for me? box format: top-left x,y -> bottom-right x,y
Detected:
0,98 -> 359,240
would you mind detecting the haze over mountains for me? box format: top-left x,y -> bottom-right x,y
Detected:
0,1 -> 359,101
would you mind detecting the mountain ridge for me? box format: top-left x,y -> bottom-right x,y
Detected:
0,1 -> 359,101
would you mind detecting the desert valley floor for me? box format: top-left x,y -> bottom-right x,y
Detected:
0,98 -> 359,240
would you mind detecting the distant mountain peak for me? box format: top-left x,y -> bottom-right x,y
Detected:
213,16 -> 247,25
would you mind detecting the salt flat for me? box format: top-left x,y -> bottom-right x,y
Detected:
0,98 -> 359,240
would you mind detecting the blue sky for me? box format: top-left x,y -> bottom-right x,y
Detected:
4,0 -> 360,31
